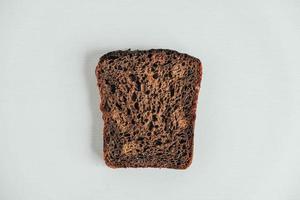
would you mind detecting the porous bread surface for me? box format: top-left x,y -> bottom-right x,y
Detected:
96,49 -> 202,169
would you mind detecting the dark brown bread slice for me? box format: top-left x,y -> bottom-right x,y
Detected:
95,49 -> 202,169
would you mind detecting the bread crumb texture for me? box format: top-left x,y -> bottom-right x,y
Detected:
96,49 -> 202,169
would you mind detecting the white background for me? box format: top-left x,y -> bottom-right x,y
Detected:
1,0 -> 300,199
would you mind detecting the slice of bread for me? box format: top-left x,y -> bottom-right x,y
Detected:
95,49 -> 202,169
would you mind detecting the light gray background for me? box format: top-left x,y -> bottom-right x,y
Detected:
1,0 -> 300,199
